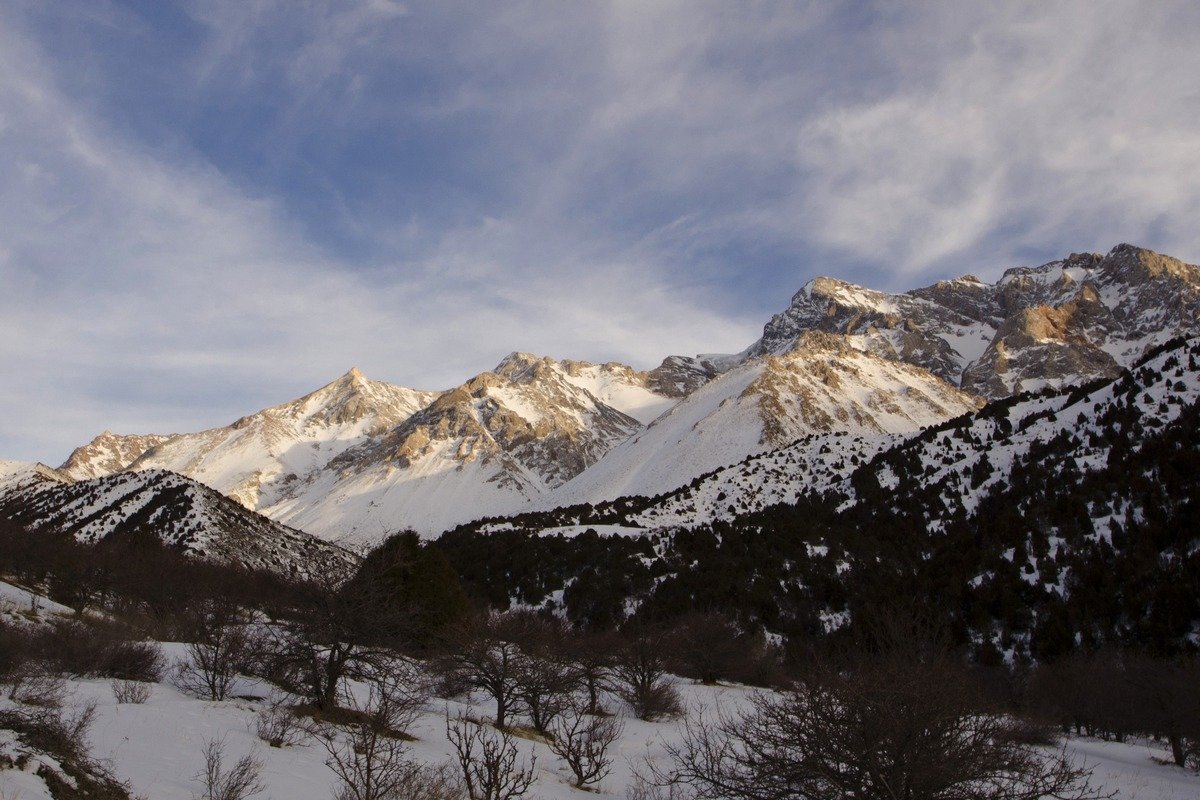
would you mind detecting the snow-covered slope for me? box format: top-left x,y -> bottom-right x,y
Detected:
678,335 -> 1200,531
0,460 -> 73,494
841,336 -> 1200,531
254,353 -> 675,542
70,369 -> 439,511
545,332 -> 980,505
8,666 -> 1192,800
0,467 -> 357,577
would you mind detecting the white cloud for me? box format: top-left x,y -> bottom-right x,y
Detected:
789,2 -> 1200,275
3,1 -> 1200,463
0,8 -> 757,463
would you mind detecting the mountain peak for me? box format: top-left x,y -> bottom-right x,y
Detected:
493,351 -> 556,380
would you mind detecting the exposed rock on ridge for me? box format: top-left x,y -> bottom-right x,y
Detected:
736,244 -> 1199,397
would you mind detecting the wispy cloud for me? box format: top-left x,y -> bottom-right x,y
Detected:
789,2 -> 1200,275
2,1 -> 1200,462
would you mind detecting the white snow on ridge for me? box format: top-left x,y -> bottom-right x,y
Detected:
557,364 -> 676,425
546,339 -> 979,510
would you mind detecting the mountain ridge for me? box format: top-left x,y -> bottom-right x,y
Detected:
51,243 -> 1200,542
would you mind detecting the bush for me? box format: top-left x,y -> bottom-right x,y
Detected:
174,621 -> 255,702
36,621 -> 163,681
612,629 -> 683,721
316,680 -> 453,800
655,649 -> 1103,800
254,694 -> 312,748
446,714 -> 536,800
4,661 -> 68,708
111,679 -> 153,704
195,737 -> 265,800
548,703 -> 623,788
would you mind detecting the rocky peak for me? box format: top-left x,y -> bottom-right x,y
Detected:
746,336 -> 983,445
1098,243 -> 1199,285
59,431 -> 176,480
492,352 -> 547,381
645,355 -> 717,398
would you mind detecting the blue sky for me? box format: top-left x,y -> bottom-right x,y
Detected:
3,1 -> 1200,463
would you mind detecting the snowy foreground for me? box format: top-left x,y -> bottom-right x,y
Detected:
2,659 -> 1198,800
2,581 -> 1198,800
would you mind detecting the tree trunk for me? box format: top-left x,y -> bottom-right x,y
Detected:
1169,733 -> 1185,767
495,695 -> 507,729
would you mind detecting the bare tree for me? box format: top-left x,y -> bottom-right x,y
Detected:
194,737 -> 265,800
665,612 -> 752,685
548,702 -> 624,788
565,630 -> 619,715
175,619 -> 254,702
362,659 -> 435,740
612,629 -> 682,721
513,618 -> 579,735
446,714 -> 537,800
437,613 -> 527,729
316,677 -> 452,800
1123,652 -> 1200,767
654,651 -> 1104,800
256,576 -> 392,711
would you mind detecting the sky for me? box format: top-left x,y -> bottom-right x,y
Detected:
3,1 -> 1200,463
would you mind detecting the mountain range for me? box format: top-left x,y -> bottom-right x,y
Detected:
6,243 -> 1198,558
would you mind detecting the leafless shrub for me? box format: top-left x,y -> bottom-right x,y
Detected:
624,773 -> 690,800
362,659 -> 434,740
0,699 -> 99,766
174,617 -> 255,701
3,660 -> 68,708
612,630 -> 682,721
194,737 -> 266,800
254,694 -> 312,748
316,679 -> 451,800
111,679 -> 153,704
0,699 -> 126,796
37,621 -> 163,681
653,651 -> 1105,800
446,714 -> 536,800
548,702 -> 623,788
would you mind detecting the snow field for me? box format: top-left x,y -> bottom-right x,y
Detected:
4,661 -> 1197,800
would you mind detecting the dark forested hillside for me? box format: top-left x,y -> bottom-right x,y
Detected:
433,337 -> 1200,663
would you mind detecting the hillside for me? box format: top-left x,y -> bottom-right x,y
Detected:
436,337 -> 1200,660
0,466 -> 357,577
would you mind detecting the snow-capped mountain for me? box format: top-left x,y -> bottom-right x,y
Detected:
62,368 -> 440,509
59,355 -> 680,542
53,244 -> 1200,542
59,432 -> 175,481
252,353 -> 680,540
740,244 -> 1199,397
0,463 -> 357,576
543,331 -> 980,505
506,335 -> 1200,536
